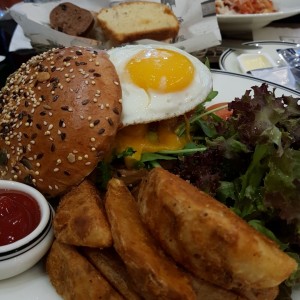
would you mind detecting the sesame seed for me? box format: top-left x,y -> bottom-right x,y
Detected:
67,153 -> 75,163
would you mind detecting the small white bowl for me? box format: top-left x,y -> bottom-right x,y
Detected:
0,180 -> 54,280
237,52 -> 277,74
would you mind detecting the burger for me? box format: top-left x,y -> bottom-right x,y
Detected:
0,44 -> 212,198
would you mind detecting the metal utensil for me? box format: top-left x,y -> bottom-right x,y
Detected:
220,40 -> 263,51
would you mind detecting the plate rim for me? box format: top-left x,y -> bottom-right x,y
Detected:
217,9 -> 300,20
211,68 -> 300,97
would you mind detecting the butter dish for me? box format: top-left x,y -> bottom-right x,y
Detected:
237,52 -> 277,74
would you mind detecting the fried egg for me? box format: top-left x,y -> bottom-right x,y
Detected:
107,44 -> 213,126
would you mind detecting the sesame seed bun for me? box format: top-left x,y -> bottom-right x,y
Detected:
0,47 -> 122,198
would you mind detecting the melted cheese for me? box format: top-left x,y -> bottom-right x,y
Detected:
115,120 -> 187,168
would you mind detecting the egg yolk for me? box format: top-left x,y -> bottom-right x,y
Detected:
115,119 -> 188,168
126,48 -> 195,93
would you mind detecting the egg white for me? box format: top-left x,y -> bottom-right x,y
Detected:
108,44 -> 213,127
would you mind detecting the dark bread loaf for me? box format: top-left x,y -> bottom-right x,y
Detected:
50,2 -> 95,37
0,47 -> 122,198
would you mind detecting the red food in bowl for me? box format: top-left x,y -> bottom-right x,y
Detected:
0,191 -> 41,246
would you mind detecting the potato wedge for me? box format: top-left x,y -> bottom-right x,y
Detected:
84,247 -> 141,300
105,178 -> 197,300
137,168 -> 297,290
46,240 -> 123,300
53,179 -> 112,247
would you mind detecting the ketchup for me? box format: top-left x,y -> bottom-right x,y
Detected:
0,191 -> 41,246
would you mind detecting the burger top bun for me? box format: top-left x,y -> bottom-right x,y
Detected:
0,47 -> 122,198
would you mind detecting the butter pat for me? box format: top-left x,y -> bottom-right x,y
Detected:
237,53 -> 277,73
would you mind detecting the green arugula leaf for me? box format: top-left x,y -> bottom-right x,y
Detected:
96,161 -> 112,190
264,148 -> 300,223
140,152 -> 178,163
116,147 -> 136,159
240,143 -> 270,199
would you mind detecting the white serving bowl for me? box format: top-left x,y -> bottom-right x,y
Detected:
0,180 -> 54,280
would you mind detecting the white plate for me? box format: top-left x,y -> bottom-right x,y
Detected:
217,0 -> 300,32
0,70 -> 299,299
219,40 -> 299,74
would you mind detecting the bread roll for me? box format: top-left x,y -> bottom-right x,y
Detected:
50,2 -> 95,37
97,1 -> 179,44
0,47 -> 122,198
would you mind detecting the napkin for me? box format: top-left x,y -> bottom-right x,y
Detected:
9,24 -> 33,52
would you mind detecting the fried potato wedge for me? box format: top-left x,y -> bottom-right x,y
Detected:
235,286 -> 279,300
46,240 -> 123,300
137,168 -> 297,290
53,179 -> 112,247
105,178 -> 197,300
189,275 -> 246,300
84,247 -> 141,300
